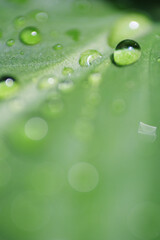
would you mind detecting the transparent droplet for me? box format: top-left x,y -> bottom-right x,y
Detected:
68,162 -> 99,192
66,29 -> 80,41
108,13 -> 151,48
35,11 -> 48,22
53,43 -> 63,50
62,67 -> 74,76
20,27 -> 41,45
157,57 -> 160,63
25,117 -> 48,141
113,39 -> 141,66
6,39 -> 15,47
128,202 -> 160,240
38,75 -> 58,90
0,76 -> 19,99
14,16 -> 26,28
58,80 -> 74,92
138,122 -> 157,142
79,49 -> 102,67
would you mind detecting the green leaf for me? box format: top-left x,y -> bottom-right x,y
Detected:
0,1 -> 160,240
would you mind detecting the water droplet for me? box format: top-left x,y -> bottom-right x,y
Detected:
6,39 -> 15,47
66,29 -> 80,41
58,80 -> 74,92
62,67 -> 74,76
20,50 -> 24,55
112,98 -> 126,114
14,16 -> 26,28
113,39 -> 141,66
25,117 -> 48,141
11,192 -> 51,231
68,162 -> 99,192
138,122 -> 157,142
128,202 -> 160,240
74,0 -> 91,13
108,14 -> 151,48
79,49 -> 102,67
157,57 -> 160,63
53,43 -> 63,50
0,76 -> 19,99
35,11 -> 48,22
38,75 -> 58,90
20,27 -> 41,45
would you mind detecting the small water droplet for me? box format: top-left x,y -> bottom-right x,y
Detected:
68,162 -> 99,192
20,50 -> 24,55
62,67 -> 74,76
0,76 -> 18,99
113,39 -> 141,66
6,39 -> 15,47
157,57 -> 160,63
108,13 -> 151,48
25,117 -> 48,141
20,27 -> 41,45
53,43 -> 63,50
14,16 -> 26,28
79,49 -> 102,67
35,11 -> 48,22
138,122 -> 157,142
38,75 -> 58,90
66,29 -> 80,41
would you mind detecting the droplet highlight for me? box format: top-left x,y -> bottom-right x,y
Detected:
53,43 -> 63,50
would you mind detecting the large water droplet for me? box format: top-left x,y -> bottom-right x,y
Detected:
53,43 -> 63,50
79,49 -> 102,67
20,27 -> 41,45
108,14 -> 151,48
113,39 -> 141,66
6,39 -> 15,47
0,76 -> 19,99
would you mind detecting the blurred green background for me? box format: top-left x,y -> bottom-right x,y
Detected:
0,0 -> 160,240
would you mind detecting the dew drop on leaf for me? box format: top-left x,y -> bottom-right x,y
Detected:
0,76 -> 19,99
20,27 -> 41,45
113,39 -> 141,66
53,43 -> 63,50
38,75 -> 58,90
79,49 -> 102,67
6,39 -> 15,47
108,13 -> 151,48
62,67 -> 74,76
58,80 -> 74,92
